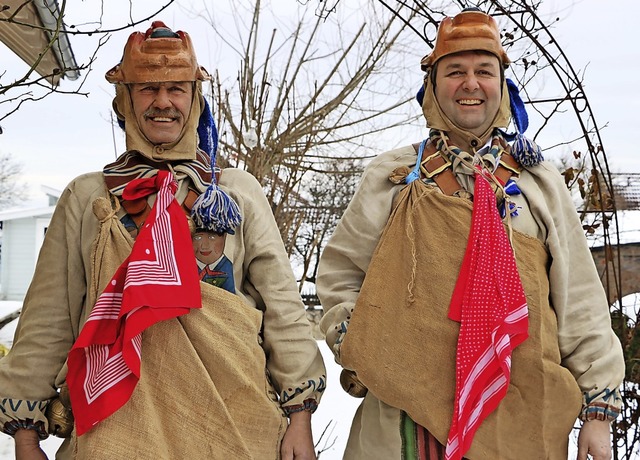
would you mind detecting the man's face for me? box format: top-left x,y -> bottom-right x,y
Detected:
129,81 -> 193,145
434,51 -> 502,137
192,231 -> 226,266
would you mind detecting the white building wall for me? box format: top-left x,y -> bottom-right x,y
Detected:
1,218 -> 39,300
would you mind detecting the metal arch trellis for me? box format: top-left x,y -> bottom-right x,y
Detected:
451,5 -> 635,456
370,0 -> 623,307
311,0 -> 636,456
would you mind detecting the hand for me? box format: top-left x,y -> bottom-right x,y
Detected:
280,410 -> 316,460
14,428 -> 48,460
577,419 -> 612,460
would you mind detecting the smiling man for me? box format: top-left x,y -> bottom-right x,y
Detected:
130,81 -> 193,144
317,8 -> 624,460
433,51 -> 502,138
0,21 -> 325,460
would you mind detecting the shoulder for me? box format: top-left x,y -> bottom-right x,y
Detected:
216,168 -> 268,214
218,168 -> 261,192
358,145 -> 418,186
365,145 -> 417,172
66,171 -> 105,189
62,172 -> 108,203
524,160 -> 563,178
520,161 -> 567,192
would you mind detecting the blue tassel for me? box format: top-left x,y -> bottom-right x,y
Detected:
506,78 -> 528,134
191,185 -> 242,235
511,133 -> 543,167
192,97 -> 242,234
505,78 -> 543,167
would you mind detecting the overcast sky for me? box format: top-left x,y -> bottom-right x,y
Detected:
0,0 -> 638,201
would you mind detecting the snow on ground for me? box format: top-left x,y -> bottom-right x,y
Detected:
0,301 -> 359,459
1,302 -> 637,459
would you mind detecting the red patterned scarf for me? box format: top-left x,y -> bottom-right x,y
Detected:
67,170 -> 201,436
444,170 -> 529,460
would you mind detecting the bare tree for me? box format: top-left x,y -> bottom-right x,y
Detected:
290,159 -> 363,290
198,0 -> 422,278
0,0 -> 178,123
0,153 -> 28,210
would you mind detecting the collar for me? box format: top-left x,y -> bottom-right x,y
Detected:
196,255 -> 225,270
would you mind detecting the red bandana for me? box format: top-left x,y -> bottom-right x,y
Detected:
445,170 -> 529,460
67,170 -> 201,436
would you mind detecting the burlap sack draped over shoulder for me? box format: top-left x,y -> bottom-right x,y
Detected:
340,180 -> 582,460
72,196 -> 286,460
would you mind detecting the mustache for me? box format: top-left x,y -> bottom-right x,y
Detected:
144,108 -> 182,119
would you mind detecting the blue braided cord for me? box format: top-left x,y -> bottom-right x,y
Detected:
192,98 -> 243,234
406,139 -> 428,184
503,78 -> 544,166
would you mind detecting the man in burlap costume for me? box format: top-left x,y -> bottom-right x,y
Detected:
0,21 -> 325,460
317,8 -> 624,460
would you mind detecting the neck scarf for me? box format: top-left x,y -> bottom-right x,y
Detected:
434,129 -> 504,175
66,170 -> 201,436
103,148 -> 211,196
444,169 -> 529,460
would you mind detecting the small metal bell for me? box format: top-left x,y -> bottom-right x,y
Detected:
340,369 -> 368,398
46,387 -> 74,438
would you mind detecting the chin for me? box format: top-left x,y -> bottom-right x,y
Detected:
141,126 -> 182,145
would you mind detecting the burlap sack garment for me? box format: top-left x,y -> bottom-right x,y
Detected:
340,179 -> 582,459
69,195 -> 286,459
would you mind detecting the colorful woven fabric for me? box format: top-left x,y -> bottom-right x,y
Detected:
103,149 -> 212,196
66,170 -> 201,436
445,170 -> 529,460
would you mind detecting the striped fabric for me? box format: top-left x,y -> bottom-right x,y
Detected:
103,149 -> 211,196
401,412 -> 450,460
66,171 -> 201,436
445,170 -> 529,460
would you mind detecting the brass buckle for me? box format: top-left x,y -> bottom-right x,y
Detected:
420,152 -> 452,179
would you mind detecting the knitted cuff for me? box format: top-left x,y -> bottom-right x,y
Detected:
3,419 -> 48,440
579,402 -> 620,422
282,398 -> 318,416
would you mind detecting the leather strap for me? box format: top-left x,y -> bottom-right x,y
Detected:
120,197 -> 151,230
494,149 -> 521,185
412,142 -> 462,196
181,189 -> 199,215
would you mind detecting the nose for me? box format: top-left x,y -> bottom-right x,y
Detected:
154,87 -> 172,109
462,73 -> 479,92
